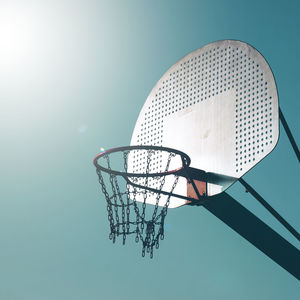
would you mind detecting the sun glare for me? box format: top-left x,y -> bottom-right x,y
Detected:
0,5 -> 40,73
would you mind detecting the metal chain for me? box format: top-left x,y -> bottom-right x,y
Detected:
96,168 -> 115,242
151,152 -> 176,220
95,148 -> 181,258
123,151 -> 131,234
141,149 -> 153,233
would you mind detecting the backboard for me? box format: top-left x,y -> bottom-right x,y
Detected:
130,40 -> 279,208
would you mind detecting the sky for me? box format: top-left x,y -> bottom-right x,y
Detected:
0,0 -> 299,299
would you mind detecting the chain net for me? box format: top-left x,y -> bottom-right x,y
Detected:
95,148 -> 181,258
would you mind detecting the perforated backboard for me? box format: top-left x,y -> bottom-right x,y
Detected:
130,40 -> 279,208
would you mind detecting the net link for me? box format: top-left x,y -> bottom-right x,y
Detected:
95,148 -> 180,258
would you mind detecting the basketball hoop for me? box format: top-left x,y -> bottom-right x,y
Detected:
93,145 -> 199,258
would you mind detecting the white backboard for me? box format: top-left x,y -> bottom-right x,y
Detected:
130,40 -> 279,208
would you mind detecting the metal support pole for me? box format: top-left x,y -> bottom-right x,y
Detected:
203,192 -> 300,280
239,178 -> 300,241
279,108 -> 300,162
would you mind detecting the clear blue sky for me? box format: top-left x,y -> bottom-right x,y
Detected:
0,0 -> 299,299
